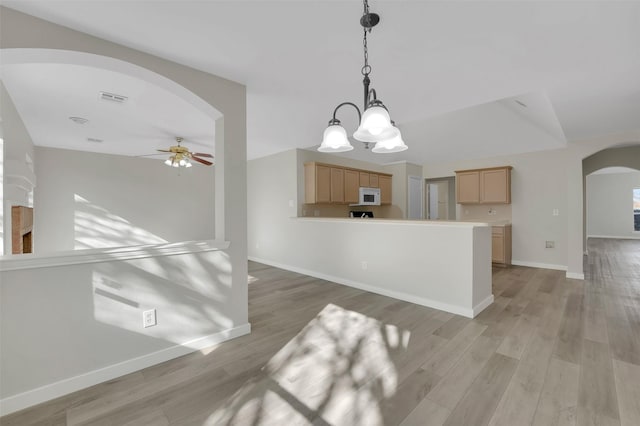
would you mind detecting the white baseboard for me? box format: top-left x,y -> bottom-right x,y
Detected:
249,256 -> 483,319
472,295 -> 495,317
566,272 -> 585,280
0,324 -> 251,417
587,235 -> 640,240
510,260 -> 584,280
511,260 -> 567,271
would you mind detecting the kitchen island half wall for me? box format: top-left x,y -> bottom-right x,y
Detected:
250,218 -> 493,318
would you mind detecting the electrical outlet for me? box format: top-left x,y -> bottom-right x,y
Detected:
552,209 -> 559,216
545,241 -> 555,249
143,309 -> 157,328
361,261 -> 368,270
288,199 -> 294,208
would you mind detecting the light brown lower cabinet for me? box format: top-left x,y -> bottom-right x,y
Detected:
491,224 -> 512,266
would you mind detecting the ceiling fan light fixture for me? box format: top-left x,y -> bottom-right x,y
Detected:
159,137 -> 213,168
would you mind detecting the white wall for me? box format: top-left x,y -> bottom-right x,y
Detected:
586,170 -> 640,239
424,148 -> 569,271
33,147 -> 214,253
0,242 -> 247,413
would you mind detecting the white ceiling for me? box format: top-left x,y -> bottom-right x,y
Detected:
2,1 -> 640,165
1,63 -> 216,157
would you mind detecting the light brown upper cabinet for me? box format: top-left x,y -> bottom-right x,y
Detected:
304,162 -> 392,205
344,169 -> 360,204
456,171 -> 481,203
455,166 -> 512,204
359,172 -> 370,187
379,175 -> 392,205
305,163 -> 331,204
330,167 -> 345,203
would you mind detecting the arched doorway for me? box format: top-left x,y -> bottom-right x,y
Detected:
582,144 -> 640,252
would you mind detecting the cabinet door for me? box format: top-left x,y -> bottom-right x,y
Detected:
330,167 -> 345,203
369,174 -> 379,188
316,165 -> 331,203
456,171 -> 480,203
492,234 -> 505,263
379,175 -> 392,205
359,172 -> 370,187
344,169 -> 359,204
481,168 -> 510,203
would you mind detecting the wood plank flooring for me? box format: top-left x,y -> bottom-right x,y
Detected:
2,237 -> 639,425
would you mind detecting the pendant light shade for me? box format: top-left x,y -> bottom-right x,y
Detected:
318,123 -> 354,152
353,105 -> 399,142
372,133 -> 408,153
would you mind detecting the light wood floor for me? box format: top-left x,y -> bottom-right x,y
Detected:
2,238 -> 639,425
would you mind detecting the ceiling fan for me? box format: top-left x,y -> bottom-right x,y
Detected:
154,137 -> 214,168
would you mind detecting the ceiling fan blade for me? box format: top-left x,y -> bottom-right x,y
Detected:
192,152 -> 213,158
156,149 -> 172,153
136,153 -> 167,157
191,156 -> 213,166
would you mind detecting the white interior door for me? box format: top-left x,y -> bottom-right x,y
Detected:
428,183 -> 439,219
437,181 -> 449,220
408,176 -> 423,219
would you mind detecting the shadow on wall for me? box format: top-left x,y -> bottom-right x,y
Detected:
205,303 -> 407,426
1,246 -> 235,401
75,194 -> 167,249
92,249 -> 234,344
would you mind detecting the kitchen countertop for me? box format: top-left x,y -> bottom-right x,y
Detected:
293,217 -> 492,227
458,219 -> 512,226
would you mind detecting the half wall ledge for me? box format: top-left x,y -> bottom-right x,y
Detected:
0,240 -> 231,272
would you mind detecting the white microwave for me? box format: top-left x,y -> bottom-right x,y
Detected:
358,187 -> 381,206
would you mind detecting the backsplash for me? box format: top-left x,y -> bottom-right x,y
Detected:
301,204 -> 396,218
458,204 -> 512,221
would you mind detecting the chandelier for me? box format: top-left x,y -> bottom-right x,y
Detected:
318,0 -> 407,154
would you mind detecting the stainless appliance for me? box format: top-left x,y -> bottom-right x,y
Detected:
350,211 -> 374,218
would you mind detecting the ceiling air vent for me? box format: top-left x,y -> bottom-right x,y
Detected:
99,91 -> 128,103
69,116 -> 89,124
87,137 -> 104,143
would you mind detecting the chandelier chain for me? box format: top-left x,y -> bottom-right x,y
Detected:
362,28 -> 371,76
361,0 -> 373,76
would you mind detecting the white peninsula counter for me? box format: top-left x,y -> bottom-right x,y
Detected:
252,217 -> 493,318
